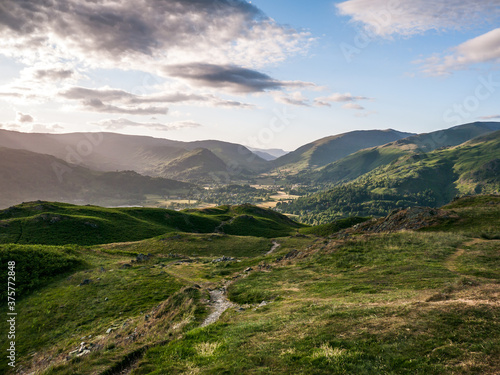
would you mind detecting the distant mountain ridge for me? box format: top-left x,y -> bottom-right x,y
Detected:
307,122 -> 500,185
0,130 -> 268,181
270,129 -> 415,172
279,130 -> 500,224
247,147 -> 289,161
0,147 -> 194,209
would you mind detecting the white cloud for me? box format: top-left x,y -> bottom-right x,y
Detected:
16,112 -> 34,123
271,91 -> 310,106
478,114 -> 500,120
92,118 -> 201,132
58,86 -> 254,115
0,0 -> 311,70
421,28 -> 500,75
31,123 -> 64,133
0,123 -> 20,130
337,0 -> 499,37
342,102 -> 365,110
313,92 -> 371,107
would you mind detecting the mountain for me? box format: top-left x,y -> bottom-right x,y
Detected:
248,147 -> 289,161
0,130 -> 268,181
280,130 -> 500,224
270,129 -> 414,172
0,147 -> 194,209
308,121 -> 500,185
158,148 -> 229,181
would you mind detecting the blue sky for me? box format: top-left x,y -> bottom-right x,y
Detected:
0,0 -> 499,150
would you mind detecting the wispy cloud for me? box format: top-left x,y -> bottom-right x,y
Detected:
16,112 -> 34,123
313,93 -> 371,107
59,86 -> 254,114
272,91 -> 310,106
337,0 -> 499,37
420,28 -> 500,76
342,102 -> 365,110
478,114 -> 500,120
92,118 -> 201,132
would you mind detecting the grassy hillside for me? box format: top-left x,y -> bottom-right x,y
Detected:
0,202 -> 305,245
306,122 -> 500,186
1,196 -> 498,374
270,129 -> 413,173
280,131 -> 500,224
0,147 -> 195,209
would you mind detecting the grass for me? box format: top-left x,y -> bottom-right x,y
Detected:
1,196 -> 499,374
0,202 -> 305,246
136,231 -> 500,374
299,217 -> 369,236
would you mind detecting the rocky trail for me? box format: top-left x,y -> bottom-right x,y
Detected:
201,287 -> 235,327
266,240 -> 281,255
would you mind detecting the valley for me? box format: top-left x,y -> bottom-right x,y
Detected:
0,122 -> 499,374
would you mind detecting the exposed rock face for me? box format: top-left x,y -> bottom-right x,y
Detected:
351,206 -> 459,233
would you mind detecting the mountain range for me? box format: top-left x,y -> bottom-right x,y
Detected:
0,121 -> 499,212
280,129 -> 500,224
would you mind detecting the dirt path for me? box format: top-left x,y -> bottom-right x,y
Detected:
201,287 -> 235,327
445,239 -> 483,273
266,240 -> 281,255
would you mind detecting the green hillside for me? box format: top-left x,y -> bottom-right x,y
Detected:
0,202 -> 305,245
305,121 -> 500,186
270,129 -> 413,173
280,131 -> 500,224
1,196 -> 498,374
0,147 -> 194,209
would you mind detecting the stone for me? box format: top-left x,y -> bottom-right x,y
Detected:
79,279 -> 92,286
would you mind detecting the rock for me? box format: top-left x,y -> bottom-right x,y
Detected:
84,221 -> 98,228
105,297 -> 108,301
119,263 -> 132,269
244,267 -> 253,273
212,255 -> 237,263
284,250 -> 300,260
136,253 -> 150,262
79,279 -> 92,286
258,301 -> 268,307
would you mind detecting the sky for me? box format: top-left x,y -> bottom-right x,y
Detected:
0,0 -> 499,151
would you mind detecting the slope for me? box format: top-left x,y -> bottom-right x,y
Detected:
0,201 -> 305,245
2,196 -> 498,375
0,130 -> 268,180
280,131 -> 500,224
158,148 -> 229,181
309,121 -> 500,185
270,129 -> 414,172
0,147 -> 194,209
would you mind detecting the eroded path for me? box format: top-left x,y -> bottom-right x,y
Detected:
201,287 -> 235,327
266,240 -> 281,255
445,239 -> 482,273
